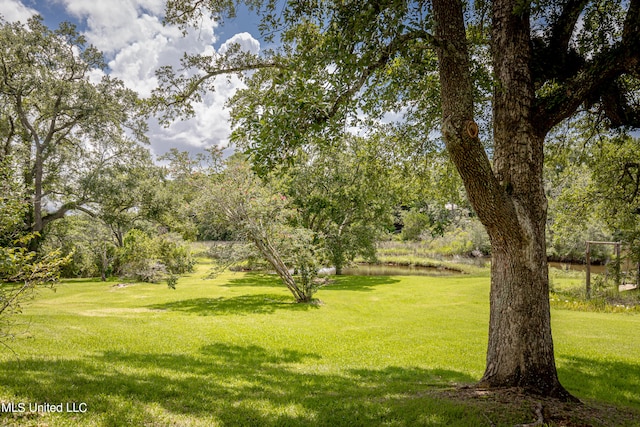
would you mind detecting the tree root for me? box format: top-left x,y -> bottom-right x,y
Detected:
514,402 -> 544,427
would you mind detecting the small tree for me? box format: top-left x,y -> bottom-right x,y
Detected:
198,156 -> 323,302
1,237 -> 69,346
276,136 -> 396,275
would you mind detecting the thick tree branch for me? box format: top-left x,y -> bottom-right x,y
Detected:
41,199 -> 88,227
15,92 -> 41,149
42,93 -> 64,149
2,116 -> 14,159
534,0 -> 640,132
432,0 -> 522,246
321,31 -> 433,123
547,0 -> 588,60
175,61 -> 284,107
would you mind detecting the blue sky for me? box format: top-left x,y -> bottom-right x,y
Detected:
2,0 -> 264,157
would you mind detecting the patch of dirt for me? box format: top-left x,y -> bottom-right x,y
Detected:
435,386 -> 640,427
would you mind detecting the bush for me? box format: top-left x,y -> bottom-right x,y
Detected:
157,233 -> 195,274
118,229 -> 194,283
41,216 -> 117,279
426,218 -> 490,256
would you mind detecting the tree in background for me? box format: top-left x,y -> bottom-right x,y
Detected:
590,135 -> 640,284
0,17 -> 147,249
278,134 -> 397,274
40,215 -> 115,279
118,229 -> 194,286
544,128 -> 640,272
79,161 -> 174,247
544,122 -> 615,264
158,147 -> 224,241
40,160 -> 197,283
198,156 -> 323,302
397,149 -> 472,242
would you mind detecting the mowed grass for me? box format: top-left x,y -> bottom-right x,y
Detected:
0,262 -> 639,426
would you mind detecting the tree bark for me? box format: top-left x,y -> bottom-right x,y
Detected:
432,0 -> 573,399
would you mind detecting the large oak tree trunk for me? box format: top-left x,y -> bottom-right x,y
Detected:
432,0 -> 573,398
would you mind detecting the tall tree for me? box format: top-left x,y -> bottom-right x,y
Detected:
156,0 -> 640,397
432,0 -> 638,397
0,17 -> 148,247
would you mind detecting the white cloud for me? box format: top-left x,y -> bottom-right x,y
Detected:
219,32 -> 260,55
52,0 -> 263,158
1,0 -> 37,22
6,0 -> 261,158
59,0 -> 193,54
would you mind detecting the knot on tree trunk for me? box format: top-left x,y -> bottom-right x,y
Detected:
466,120 -> 479,138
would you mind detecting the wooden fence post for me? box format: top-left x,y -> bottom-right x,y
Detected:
586,241 -> 591,300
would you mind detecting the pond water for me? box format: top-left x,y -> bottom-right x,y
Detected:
548,262 -> 607,274
329,261 -> 609,276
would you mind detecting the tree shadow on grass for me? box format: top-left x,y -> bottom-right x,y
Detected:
147,294 -> 318,316
219,273 -> 400,294
321,275 -> 401,292
557,355 -> 640,409
0,343 -> 482,426
222,273 -> 289,289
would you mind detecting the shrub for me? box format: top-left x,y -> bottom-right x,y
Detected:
157,233 -> 195,275
118,229 -> 194,283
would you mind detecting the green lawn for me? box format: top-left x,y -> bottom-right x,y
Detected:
1,263 -> 639,426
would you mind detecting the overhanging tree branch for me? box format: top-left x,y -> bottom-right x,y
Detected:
534,0 -> 640,132
320,30 -> 434,124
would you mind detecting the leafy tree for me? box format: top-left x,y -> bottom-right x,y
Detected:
118,229 -> 165,283
198,156 -> 323,302
79,161 -> 176,247
544,130 -> 640,268
158,147 -> 224,240
278,135 -> 397,274
398,152 -> 471,241
544,132 -> 612,264
39,155 -> 199,282
590,135 -> 640,283
156,0 -> 640,397
0,17 -> 147,249
40,215 -> 112,278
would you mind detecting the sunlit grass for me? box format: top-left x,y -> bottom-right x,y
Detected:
0,261 -> 639,426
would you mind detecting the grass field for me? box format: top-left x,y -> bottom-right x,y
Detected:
1,261 -> 639,426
